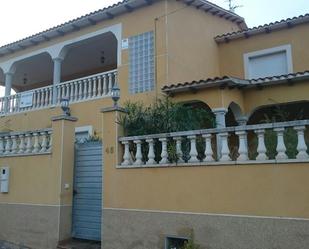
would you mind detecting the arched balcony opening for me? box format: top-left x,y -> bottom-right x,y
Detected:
11,52 -> 53,93
61,31 -> 118,82
248,101 -> 309,124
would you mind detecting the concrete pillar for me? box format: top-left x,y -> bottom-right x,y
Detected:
212,108 -> 227,159
51,114 -> 77,242
4,72 -> 13,97
52,58 -> 63,104
4,72 -> 14,113
101,105 -> 127,246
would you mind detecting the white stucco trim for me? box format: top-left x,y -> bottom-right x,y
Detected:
104,207 -> 309,221
243,44 -> 293,79
0,23 -> 122,74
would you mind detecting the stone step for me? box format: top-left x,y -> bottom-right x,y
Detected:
57,239 -> 101,249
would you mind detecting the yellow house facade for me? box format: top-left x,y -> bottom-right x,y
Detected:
0,1 -> 308,249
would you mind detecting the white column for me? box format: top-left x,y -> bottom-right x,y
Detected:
274,128 -> 288,160
295,126 -> 309,160
4,72 -> 13,113
11,135 -> 17,154
236,116 -> 248,126
52,58 -> 63,104
212,108 -> 227,159
4,72 -> 13,97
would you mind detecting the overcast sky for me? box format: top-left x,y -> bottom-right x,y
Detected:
0,0 -> 308,47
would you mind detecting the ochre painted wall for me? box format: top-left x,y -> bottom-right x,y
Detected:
106,164 -> 309,218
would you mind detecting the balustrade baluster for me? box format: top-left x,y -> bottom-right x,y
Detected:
114,71 -> 118,86
57,86 -> 61,103
159,138 -> 168,164
36,91 -> 41,107
121,141 -> 131,166
83,80 -> 88,99
18,134 -> 25,154
41,89 -> 45,107
49,87 -> 53,106
255,129 -> 268,161
93,77 -> 97,97
40,132 -> 48,153
219,132 -> 231,161
97,76 -> 102,96
236,130 -> 248,161
134,140 -> 143,165
74,82 -> 78,101
65,83 -> 70,99
202,134 -> 214,162
274,128 -> 288,160
103,74 -> 108,95
78,81 -> 83,100
87,78 -> 92,98
61,85 -> 66,100
146,139 -> 156,165
45,88 -> 49,106
25,134 -> 32,153
0,137 -> 4,154
174,137 -> 184,163
11,135 -> 17,154
33,91 -> 37,108
188,135 -> 199,163
107,73 -> 113,95
4,136 -> 11,154
32,132 -> 40,153
294,126 -> 309,159
70,83 -> 74,101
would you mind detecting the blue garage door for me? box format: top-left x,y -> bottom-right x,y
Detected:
72,141 -> 102,241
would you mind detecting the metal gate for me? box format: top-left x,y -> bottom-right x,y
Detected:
72,141 -> 103,241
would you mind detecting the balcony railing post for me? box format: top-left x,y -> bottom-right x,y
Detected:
295,126 -> 309,159
255,129 -> 268,161
121,141 -> 131,166
159,138 -> 168,164
174,136 -> 184,163
202,134 -> 214,162
134,140 -> 143,165
236,130 -> 248,161
188,135 -> 199,163
219,132 -> 231,161
274,128 -> 288,160
146,139 -> 156,165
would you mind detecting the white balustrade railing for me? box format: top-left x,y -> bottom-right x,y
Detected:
0,128 -> 52,156
118,120 -> 309,167
0,70 -> 117,115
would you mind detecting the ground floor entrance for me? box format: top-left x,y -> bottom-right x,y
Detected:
72,141 -> 103,241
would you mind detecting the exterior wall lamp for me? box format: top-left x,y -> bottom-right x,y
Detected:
111,84 -> 120,107
60,97 -> 70,116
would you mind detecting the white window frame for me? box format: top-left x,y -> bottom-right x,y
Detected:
243,44 -> 293,79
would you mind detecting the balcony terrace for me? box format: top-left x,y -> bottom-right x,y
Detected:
0,25 -> 121,116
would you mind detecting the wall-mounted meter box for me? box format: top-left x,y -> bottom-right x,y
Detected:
0,167 -> 10,193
